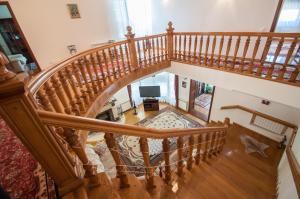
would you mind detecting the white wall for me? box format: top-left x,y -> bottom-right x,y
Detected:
210,87 -> 299,141
178,76 -> 190,111
167,62 -> 300,110
7,0 -> 117,69
277,128 -> 300,199
151,0 -> 278,33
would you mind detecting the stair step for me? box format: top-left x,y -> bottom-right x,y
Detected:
112,175 -> 151,199
87,172 -> 121,199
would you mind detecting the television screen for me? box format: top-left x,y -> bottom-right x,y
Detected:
139,86 -> 161,97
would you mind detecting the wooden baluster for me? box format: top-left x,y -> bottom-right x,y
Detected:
193,35 -> 198,62
36,88 -> 55,111
64,129 -> 100,186
213,132 -> 221,154
71,63 -> 90,106
142,39 -> 148,66
50,74 -> 72,114
177,136 -> 184,177
156,37 -> 161,63
174,35 -> 178,60
159,166 -> 163,178
187,135 -> 195,171
257,37 -> 272,77
78,59 -> 94,100
58,70 -> 80,115
65,67 -> 86,112
198,35 -> 203,64
125,26 -> 138,69
267,37 -> 284,78
202,133 -> 209,161
179,35 -> 182,60
43,81 -> 65,113
137,41 -> 142,66
208,132 -> 216,158
166,21 -> 174,60
84,56 -> 98,94
108,48 -> 118,80
124,44 -> 131,72
102,50 -> 112,82
195,134 -> 202,165
289,64 -> 299,82
119,45 -> 126,74
210,35 -> 217,67
240,36 -> 251,72
104,133 -> 130,188
147,38 -> 152,65
188,35 -> 192,62
139,138 -> 155,189
95,51 -> 107,86
151,37 -> 157,64
278,37 -> 297,80
204,35 -> 210,65
160,36 -> 164,61
164,35 -> 168,60
90,54 -> 103,91
114,46 -> 122,78
248,36 -> 261,74
231,36 -> 241,70
183,35 -> 187,61
217,35 -> 224,67
162,138 -> 171,184
224,36 -> 232,69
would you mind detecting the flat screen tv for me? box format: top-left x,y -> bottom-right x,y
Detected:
139,86 -> 161,97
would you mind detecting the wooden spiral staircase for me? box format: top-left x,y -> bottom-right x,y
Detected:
0,22 -> 299,199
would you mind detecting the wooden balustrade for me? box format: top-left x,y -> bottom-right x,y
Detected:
1,21 -> 299,197
173,32 -> 300,84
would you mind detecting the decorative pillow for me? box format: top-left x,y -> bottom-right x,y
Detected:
93,142 -> 107,157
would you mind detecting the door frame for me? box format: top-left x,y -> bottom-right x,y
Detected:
188,79 -> 215,122
0,1 -> 41,72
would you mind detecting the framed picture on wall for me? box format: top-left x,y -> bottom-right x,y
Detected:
182,81 -> 187,88
67,4 -> 81,19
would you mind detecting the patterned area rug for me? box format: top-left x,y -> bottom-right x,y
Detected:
195,94 -> 211,108
0,117 -> 57,199
117,107 -> 202,176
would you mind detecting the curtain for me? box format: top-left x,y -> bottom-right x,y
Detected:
131,72 -> 176,106
111,0 -> 152,38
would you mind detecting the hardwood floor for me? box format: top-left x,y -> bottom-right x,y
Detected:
87,118 -> 283,199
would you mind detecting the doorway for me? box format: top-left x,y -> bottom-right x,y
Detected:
0,2 -> 40,74
188,79 -> 215,122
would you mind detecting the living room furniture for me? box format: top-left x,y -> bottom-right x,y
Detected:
143,98 -> 159,111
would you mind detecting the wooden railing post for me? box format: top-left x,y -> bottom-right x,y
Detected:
125,26 -> 138,69
166,21 -> 174,60
104,133 -> 130,188
162,138 -> 171,184
139,138 -> 155,189
0,52 -> 84,196
187,135 -> 195,170
64,128 -> 100,187
177,136 -> 185,177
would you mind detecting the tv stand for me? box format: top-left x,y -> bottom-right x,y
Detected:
143,99 -> 159,111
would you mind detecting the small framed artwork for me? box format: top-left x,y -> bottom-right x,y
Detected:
67,4 -> 81,19
182,81 -> 187,88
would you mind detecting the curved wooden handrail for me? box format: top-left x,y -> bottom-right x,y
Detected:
28,40 -> 128,94
221,105 -> 297,129
37,110 -> 227,139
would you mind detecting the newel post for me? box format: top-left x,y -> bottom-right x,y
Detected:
125,26 -> 138,70
0,52 -> 85,197
166,21 -> 174,60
